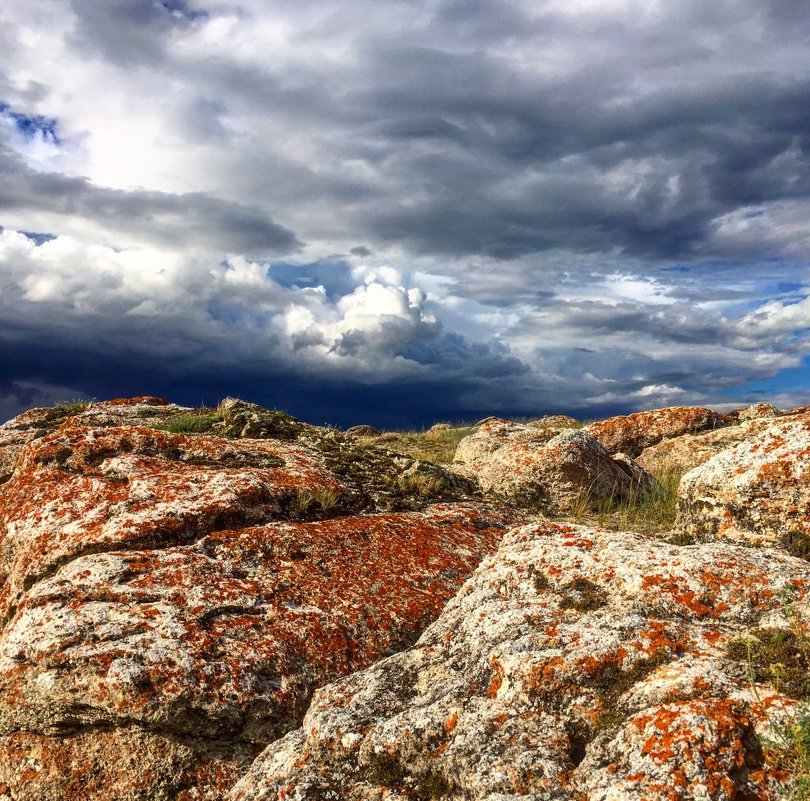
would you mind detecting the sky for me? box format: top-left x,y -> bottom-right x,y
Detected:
2,0 -> 810,427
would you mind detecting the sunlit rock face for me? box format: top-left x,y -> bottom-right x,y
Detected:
454,419 -> 653,512
0,400 -> 508,801
229,521 -> 808,801
734,402 -> 780,422
584,406 -> 733,457
676,410 -> 810,551
0,397 -> 186,484
635,418 -> 775,475
2,396 -> 810,800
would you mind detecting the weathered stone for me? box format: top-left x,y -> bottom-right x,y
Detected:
230,521 -> 808,800
345,425 -> 381,437
0,433 -> 32,486
0,416 -> 508,800
584,406 -> 733,457
472,415 -> 502,428
528,414 -> 580,429
454,418 -> 532,470
0,728 -> 256,801
735,402 -> 780,422
612,451 -> 657,493
0,397 -> 188,484
676,411 -> 810,550
455,420 -> 653,512
211,398 -> 314,441
636,419 -> 774,475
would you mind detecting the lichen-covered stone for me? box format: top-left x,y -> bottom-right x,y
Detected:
735,402 -> 780,422
528,415 -> 580,429
636,419 -> 775,475
0,728 -> 256,801
584,406 -> 732,457
455,421 -> 653,512
229,521 -> 808,800
345,425 -> 381,437
0,414 -> 508,800
0,397 -> 188,484
212,398 -> 316,441
675,411 -> 810,549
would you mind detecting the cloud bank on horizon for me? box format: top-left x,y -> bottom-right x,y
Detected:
2,0 -> 810,426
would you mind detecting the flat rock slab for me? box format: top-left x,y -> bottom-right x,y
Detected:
0,419 -> 509,800
230,522 -> 810,800
0,397 -> 189,485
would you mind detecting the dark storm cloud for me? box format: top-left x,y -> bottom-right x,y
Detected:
3,0 -> 810,424
0,281 -> 536,428
350,60 -> 810,259
50,0 -> 810,264
0,144 -> 300,255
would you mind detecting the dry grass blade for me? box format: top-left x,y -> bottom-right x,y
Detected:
566,469 -> 683,537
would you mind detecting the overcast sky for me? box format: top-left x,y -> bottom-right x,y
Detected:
2,0 -> 810,427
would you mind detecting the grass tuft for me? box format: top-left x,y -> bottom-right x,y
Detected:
396,471 -> 449,497
153,408 -> 222,434
288,487 -> 341,518
377,426 -> 474,465
566,469 -> 682,537
53,399 -> 92,415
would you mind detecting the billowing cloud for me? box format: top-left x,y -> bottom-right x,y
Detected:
1,0 -> 810,424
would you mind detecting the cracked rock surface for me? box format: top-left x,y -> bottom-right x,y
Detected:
0,401 -> 509,800
676,410 -> 810,551
2,397 -> 810,800
584,406 -> 733,458
229,521 -> 809,801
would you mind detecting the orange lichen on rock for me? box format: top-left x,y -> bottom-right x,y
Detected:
0,405 -> 510,801
584,405 -> 732,457
230,520 -> 809,801
676,410 -> 810,548
454,421 -> 654,512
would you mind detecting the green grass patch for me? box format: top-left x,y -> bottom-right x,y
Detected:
376,426 -> 474,465
53,399 -> 92,415
565,469 -> 683,537
153,409 -> 223,434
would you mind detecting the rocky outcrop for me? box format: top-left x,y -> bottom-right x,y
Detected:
454,420 -> 654,512
3,395 -> 810,800
675,411 -> 810,553
0,410 -> 509,800
230,521 -> 809,800
0,396 -> 187,484
635,418 -> 776,475
584,406 -> 732,457
735,402 -> 780,422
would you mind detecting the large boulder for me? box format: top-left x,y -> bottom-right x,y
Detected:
0,415 -> 509,800
675,411 -> 810,553
584,406 -> 733,457
635,418 -> 776,476
230,521 -> 809,800
454,420 -> 653,512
